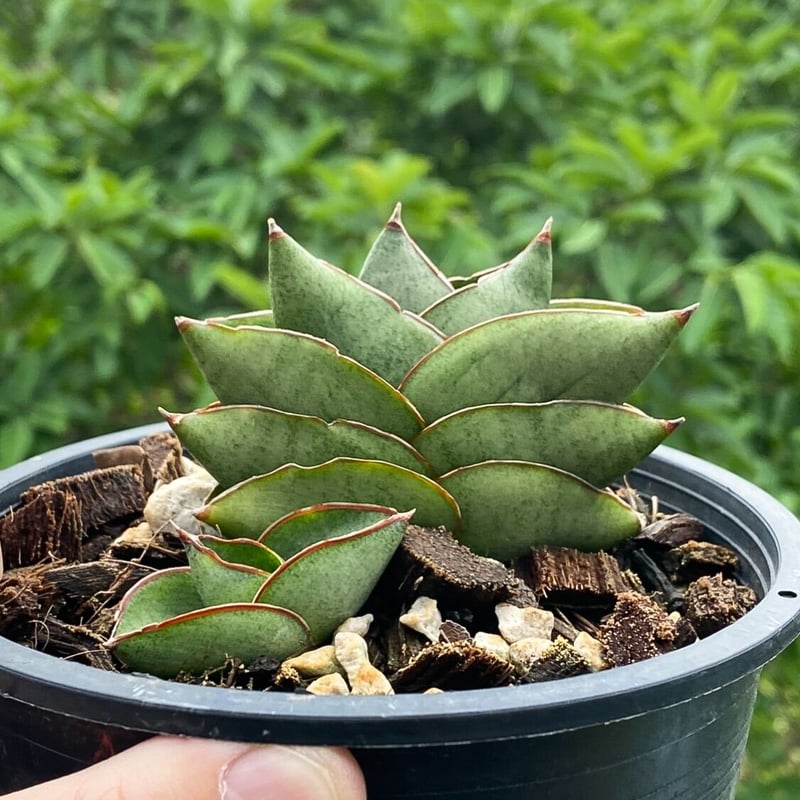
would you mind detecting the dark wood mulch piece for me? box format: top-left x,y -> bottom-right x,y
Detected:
662,541 -> 740,582
520,638 -> 590,683
527,545 -> 636,608
370,619 -> 429,674
0,490 -> 83,569
0,562 -> 59,637
104,522 -> 187,569
439,619 -> 472,644
375,525 -> 535,628
138,431 -> 185,488
44,559 -> 152,623
684,573 -> 757,638
20,465 -> 147,531
628,548 -> 686,612
272,663 -> 304,692
599,592 -> 697,667
22,616 -> 117,670
389,640 -> 514,693
635,513 -> 704,548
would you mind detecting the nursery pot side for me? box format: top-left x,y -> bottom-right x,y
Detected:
1,424 -> 799,799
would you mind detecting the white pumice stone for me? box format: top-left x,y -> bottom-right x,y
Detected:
334,632 -> 394,696
335,613 -> 375,638
283,645 -> 342,678
306,673 -> 350,695
495,603 -> 554,643
473,632 -> 510,661
181,456 -> 208,476
399,596 -> 442,643
573,632 -> 609,672
508,637 -> 553,675
143,471 -> 217,536
423,687 -> 445,694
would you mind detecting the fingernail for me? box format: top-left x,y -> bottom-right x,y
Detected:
220,745 -> 340,800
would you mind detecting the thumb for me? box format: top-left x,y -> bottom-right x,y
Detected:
4,736 -> 367,800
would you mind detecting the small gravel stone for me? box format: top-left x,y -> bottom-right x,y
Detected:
495,603 -> 554,643
306,673 -> 350,695
573,632 -> 608,672
400,596 -> 443,643
474,632 -> 510,661
335,613 -> 374,638
143,470 -> 217,536
282,645 -> 342,678
508,637 -> 553,675
334,631 -> 394,695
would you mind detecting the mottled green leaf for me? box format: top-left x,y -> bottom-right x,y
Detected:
439,462 -> 642,560
268,219 -> 444,385
401,307 -> 695,422
182,532 -> 280,606
358,203 -> 453,313
260,502 -> 400,559
164,404 -> 431,488
178,319 -> 423,440
107,568 -> 311,678
256,510 -> 410,641
414,401 -> 681,485
422,219 -> 552,334
198,458 -> 460,539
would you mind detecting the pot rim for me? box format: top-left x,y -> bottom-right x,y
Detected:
1,423 -> 799,745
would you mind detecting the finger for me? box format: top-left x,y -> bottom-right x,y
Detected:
4,736 -> 367,800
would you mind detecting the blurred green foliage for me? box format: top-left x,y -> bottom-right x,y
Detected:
0,1 -> 798,795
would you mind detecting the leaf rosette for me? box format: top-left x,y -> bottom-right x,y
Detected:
109,205 -> 694,677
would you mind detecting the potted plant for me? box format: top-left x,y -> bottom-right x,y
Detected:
1,209 -> 799,799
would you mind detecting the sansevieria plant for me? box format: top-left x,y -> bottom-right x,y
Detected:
108,206 -> 694,677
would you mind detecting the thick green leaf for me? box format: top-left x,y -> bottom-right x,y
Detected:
400,307 -> 696,422
268,219 -> 444,385
260,502 -> 400,559
178,319 -> 423,440
198,458 -> 460,539
256,510 -> 411,641
439,461 -> 642,560
107,568 -> 311,677
413,401 -> 681,485
358,203 -> 453,313
207,309 -> 275,327
182,532 -> 280,606
164,404 -> 431,488
422,218 -> 552,335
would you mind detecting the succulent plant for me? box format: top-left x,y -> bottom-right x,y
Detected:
108,205 -> 694,677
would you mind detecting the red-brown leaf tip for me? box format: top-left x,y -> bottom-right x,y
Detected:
158,407 -> 181,426
536,216 -> 553,243
175,316 -> 196,332
674,303 -> 699,327
386,201 -> 404,231
268,218 -> 285,239
664,417 -> 685,434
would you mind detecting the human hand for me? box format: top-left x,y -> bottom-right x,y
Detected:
3,736 -> 367,800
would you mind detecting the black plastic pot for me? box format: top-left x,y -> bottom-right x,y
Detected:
1,424 -> 799,799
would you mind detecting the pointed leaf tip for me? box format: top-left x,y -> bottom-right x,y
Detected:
268,218 -> 285,239
387,202 -> 404,230
675,303 -> 699,327
175,316 -> 196,332
665,417 -> 685,434
158,407 -> 181,425
536,217 -> 553,243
